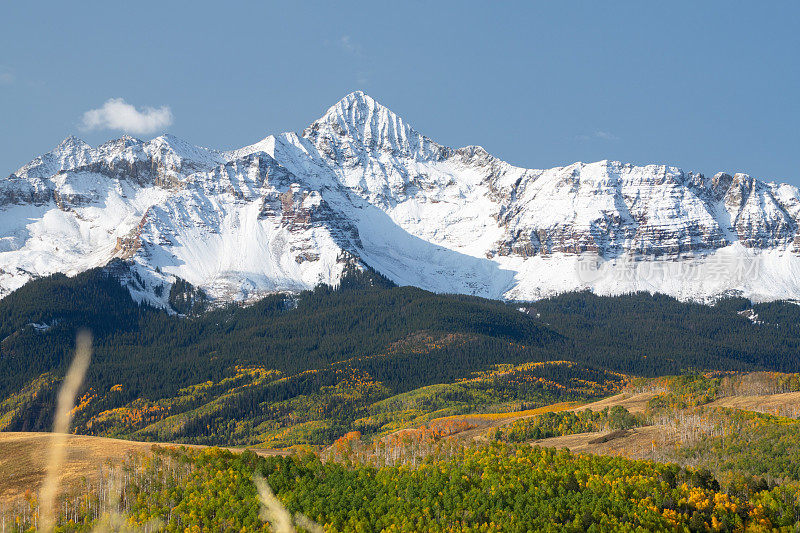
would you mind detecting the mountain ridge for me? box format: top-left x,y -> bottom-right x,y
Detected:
2,91 -> 800,308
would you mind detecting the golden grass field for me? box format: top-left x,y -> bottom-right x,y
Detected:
707,391 -> 800,418
0,432 -> 287,504
531,425 -> 667,459
569,391 -> 659,414
431,401 -> 580,424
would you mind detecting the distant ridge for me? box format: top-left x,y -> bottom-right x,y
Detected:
2,91 -> 800,307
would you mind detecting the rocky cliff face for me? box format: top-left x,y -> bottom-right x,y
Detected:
2,91 -> 799,308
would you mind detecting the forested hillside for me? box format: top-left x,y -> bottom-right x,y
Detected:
2,262 -> 800,446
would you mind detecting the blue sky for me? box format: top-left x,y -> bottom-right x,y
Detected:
1,1 -> 798,183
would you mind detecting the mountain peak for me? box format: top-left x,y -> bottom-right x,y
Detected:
314,91 -> 392,127
147,133 -> 229,170
96,135 -> 144,154
304,91 -> 445,160
56,135 -> 90,151
340,89 -> 372,104
150,133 -> 199,152
120,134 -> 143,144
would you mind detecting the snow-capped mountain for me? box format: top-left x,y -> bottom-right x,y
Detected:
3,91 -> 800,308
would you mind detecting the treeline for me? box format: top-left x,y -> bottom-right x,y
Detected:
632,372 -> 800,411
494,406 -> 642,442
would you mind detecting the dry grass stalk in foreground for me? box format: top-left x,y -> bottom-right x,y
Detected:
254,474 -> 323,533
39,330 -> 92,532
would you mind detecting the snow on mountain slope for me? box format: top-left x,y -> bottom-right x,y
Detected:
2,90 -> 800,307
129,152 -> 363,303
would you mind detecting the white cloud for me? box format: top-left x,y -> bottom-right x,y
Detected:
576,130 -> 620,142
80,98 -> 173,134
